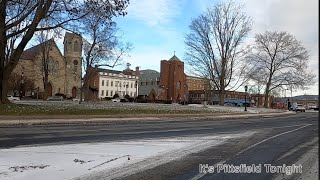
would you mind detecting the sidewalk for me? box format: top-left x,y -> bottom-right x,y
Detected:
0,111 -> 295,126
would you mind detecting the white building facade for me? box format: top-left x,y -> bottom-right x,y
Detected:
98,69 -> 139,99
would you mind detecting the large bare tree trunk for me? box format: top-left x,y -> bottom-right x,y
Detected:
219,89 -> 225,106
43,75 -> 49,100
0,73 -> 10,104
264,81 -> 271,108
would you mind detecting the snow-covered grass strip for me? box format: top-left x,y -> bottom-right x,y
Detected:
0,132 -> 255,180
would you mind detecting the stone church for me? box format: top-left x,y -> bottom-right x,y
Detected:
12,32 -> 82,98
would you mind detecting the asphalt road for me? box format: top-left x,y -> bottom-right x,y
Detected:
0,111 -> 318,180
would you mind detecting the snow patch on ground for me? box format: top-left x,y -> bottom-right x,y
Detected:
15,100 -> 284,114
0,132 -> 255,180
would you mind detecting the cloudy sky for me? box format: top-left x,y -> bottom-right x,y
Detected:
113,0 -> 318,96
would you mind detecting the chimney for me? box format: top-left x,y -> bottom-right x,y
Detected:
135,66 -> 140,75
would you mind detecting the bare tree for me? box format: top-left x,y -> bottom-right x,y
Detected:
185,0 -> 253,105
8,72 -> 35,96
246,31 -> 315,107
79,3 -> 132,101
33,26 -> 64,100
0,0 -> 129,104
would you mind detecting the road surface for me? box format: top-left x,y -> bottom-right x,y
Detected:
0,111 -> 318,180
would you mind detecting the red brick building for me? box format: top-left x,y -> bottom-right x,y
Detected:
158,55 -> 188,103
189,90 -> 273,107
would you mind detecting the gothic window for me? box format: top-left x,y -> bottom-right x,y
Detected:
48,57 -> 55,72
177,81 -> 181,90
74,41 -> 80,52
73,60 -> 78,72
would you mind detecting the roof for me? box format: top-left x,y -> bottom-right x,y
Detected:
20,39 -> 56,60
186,75 -> 208,80
96,68 -> 122,74
169,55 -> 181,61
139,69 -> 159,74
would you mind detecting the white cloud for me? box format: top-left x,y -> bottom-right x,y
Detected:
126,0 -> 184,27
234,0 -> 319,95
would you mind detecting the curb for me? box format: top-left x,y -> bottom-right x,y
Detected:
0,111 -> 295,126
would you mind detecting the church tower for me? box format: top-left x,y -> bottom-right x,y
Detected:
63,32 -> 82,98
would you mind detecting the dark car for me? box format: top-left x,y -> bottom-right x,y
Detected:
120,98 -> 129,102
47,96 -> 64,101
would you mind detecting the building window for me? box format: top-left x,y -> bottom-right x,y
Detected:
111,90 -> 113,96
177,81 -> 181,90
115,81 -> 118,87
111,81 -> 113,87
106,90 -> 108,96
131,82 -> 133,88
102,80 -> 104,86
74,41 -> 80,52
140,82 -> 143,86
146,81 -> 148,86
130,92 -> 132,97
106,80 -> 109,86
151,81 -> 154,85
73,60 -> 78,65
101,90 -> 104,96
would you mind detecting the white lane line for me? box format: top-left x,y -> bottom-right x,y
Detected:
189,124 -> 312,180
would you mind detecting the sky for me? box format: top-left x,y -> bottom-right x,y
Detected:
112,0 -> 319,96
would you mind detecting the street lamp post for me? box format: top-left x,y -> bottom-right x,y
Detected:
166,87 -> 169,101
79,78 -> 84,104
244,85 -> 248,111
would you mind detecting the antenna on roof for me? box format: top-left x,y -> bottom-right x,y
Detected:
174,51 -> 175,56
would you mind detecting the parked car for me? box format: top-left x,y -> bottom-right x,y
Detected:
7,95 -> 20,101
224,102 -> 235,107
111,98 -> 120,102
72,98 -> 84,102
120,98 -> 129,102
291,104 -> 306,112
47,96 -> 64,101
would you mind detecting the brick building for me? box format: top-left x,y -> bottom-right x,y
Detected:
158,55 -> 188,103
189,90 -> 273,107
186,76 -> 211,91
11,32 -> 82,98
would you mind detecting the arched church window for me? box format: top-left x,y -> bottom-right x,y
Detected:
74,41 -> 80,52
48,57 -> 55,72
177,81 -> 181,90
